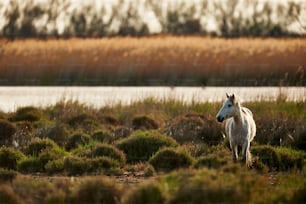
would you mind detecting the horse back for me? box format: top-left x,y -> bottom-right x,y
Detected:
242,107 -> 256,141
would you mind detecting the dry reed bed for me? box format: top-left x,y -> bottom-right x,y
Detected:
0,37 -> 306,85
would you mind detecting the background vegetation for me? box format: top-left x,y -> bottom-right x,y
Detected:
0,98 -> 305,203
1,37 -> 305,86
1,0 -> 305,38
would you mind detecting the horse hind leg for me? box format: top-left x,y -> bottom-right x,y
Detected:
246,150 -> 252,167
242,141 -> 252,167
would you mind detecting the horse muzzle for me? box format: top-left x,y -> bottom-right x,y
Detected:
216,115 -> 224,123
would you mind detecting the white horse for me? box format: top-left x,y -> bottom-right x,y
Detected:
216,93 -> 256,166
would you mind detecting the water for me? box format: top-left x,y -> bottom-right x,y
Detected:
0,86 -> 305,112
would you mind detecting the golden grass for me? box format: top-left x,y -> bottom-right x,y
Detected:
0,36 -> 305,85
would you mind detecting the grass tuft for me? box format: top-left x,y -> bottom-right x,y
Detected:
149,147 -> 194,172
116,130 -> 177,163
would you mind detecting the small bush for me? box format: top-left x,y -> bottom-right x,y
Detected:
63,156 -> 119,175
164,169 -> 267,204
65,132 -> 90,151
123,182 -> 165,204
12,177 -> 58,204
13,121 -> 33,147
91,144 -> 126,166
116,130 -> 177,163
277,147 -> 305,171
294,130 -> 306,151
0,185 -> 22,204
69,177 -> 122,204
45,159 -> 65,174
144,164 -> 156,177
132,115 -> 159,130
0,119 -> 17,146
92,129 -> 114,143
0,147 -> 25,170
25,138 -> 58,156
252,145 -> 305,171
99,114 -> 120,126
252,146 -> 281,171
149,147 -> 194,172
89,157 -> 120,173
114,126 -> 132,140
18,146 -> 66,173
17,157 -> 42,173
38,148 -> 67,171
290,185 -> 306,204
63,156 -> 88,175
165,113 -> 223,145
67,113 -> 100,132
194,155 -> 228,169
0,168 -> 18,183
10,106 -> 41,122
45,124 -> 70,147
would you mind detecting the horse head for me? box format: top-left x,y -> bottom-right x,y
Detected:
216,93 -> 238,122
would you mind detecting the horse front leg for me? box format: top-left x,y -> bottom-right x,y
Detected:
230,141 -> 238,162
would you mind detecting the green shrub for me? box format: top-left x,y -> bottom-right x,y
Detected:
0,119 -> 17,146
65,132 -> 90,151
45,159 -> 65,174
164,169 -> 267,204
132,115 -> 159,130
149,147 -> 194,172
10,106 -> 41,122
25,138 -> 58,156
255,117 -> 302,147
38,148 -> 67,171
290,185 -> 306,204
294,129 -> 306,151
91,144 -> 125,164
45,124 -> 70,147
0,184 -> 22,204
165,113 -> 223,145
0,168 -> 18,183
144,164 -> 156,177
12,177 -> 58,204
116,130 -> 177,163
89,157 -> 120,173
69,177 -> 122,204
13,121 -> 33,147
114,126 -> 132,140
19,146 -> 66,173
99,114 -> 120,126
92,129 -> 114,143
252,145 -> 305,171
123,182 -> 165,204
63,156 -> 88,175
17,157 -> 42,173
276,147 -> 305,171
194,155 -> 228,169
63,156 -> 119,175
0,147 -> 25,170
67,113 -> 100,132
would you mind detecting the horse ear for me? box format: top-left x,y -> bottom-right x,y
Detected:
226,93 -> 229,98
229,94 -> 235,103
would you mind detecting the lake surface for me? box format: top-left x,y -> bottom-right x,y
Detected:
0,86 -> 305,112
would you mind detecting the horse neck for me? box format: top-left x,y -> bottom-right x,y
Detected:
233,103 -> 243,124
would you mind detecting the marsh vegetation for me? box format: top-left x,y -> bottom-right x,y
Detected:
0,98 -> 305,203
